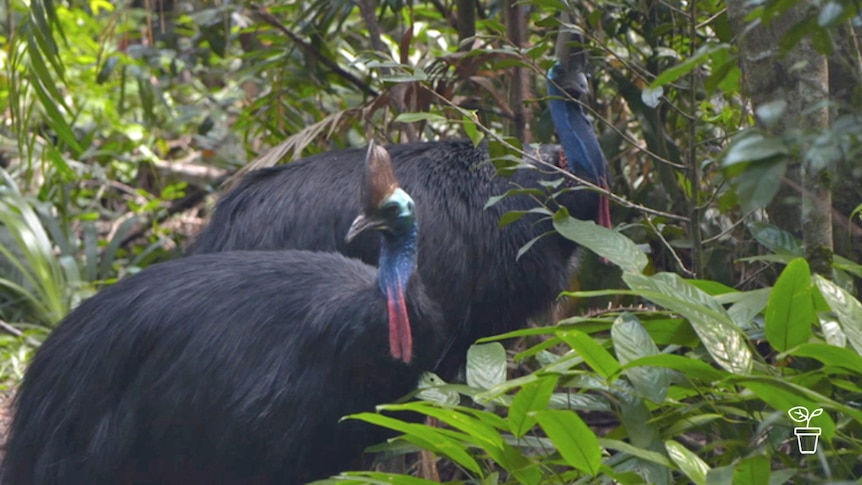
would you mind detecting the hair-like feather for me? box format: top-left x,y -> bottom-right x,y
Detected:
2,145 -> 441,484
188,138 -> 608,379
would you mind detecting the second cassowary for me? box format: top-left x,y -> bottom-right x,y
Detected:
190,63 -> 611,379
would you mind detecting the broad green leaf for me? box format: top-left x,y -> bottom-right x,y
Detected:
378,403 -> 502,452
820,318 -> 847,347
727,288 -> 770,330
509,375 -> 558,437
611,313 -> 668,403
732,378 -> 840,440
621,354 -> 728,382
746,222 -> 802,255
553,208 -> 648,273
533,410 -> 601,475
548,393 -> 613,412
666,440 -> 709,485
814,276 -> 862,354
722,132 -> 789,167
347,412 -> 482,475
416,372 -> 460,406
597,438 -> 674,467
557,329 -> 621,379
466,343 -> 507,389
733,455 -> 770,485
641,318 -> 701,346
734,160 -> 787,212
765,258 -> 815,351
623,272 -> 752,374
651,44 -> 726,88
788,343 -> 862,374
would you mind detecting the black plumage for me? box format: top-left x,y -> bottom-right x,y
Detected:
191,140 -> 610,379
1,144 -> 442,484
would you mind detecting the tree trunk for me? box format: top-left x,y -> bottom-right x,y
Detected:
727,0 -> 833,276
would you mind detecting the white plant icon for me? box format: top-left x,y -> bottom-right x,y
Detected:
787,406 -> 823,454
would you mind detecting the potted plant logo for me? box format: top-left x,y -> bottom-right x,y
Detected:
787,406 -> 823,454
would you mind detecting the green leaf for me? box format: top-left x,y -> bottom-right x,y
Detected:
733,160 -> 787,212
666,440 -> 709,485
416,372 -> 460,406
650,44 -> 726,89
727,288 -> 770,330
557,329 -> 621,379
598,438 -> 675,467
814,276 -> 862,354
509,374 -> 558,437
533,410 -> 602,475
623,272 -> 752,374
346,412 -> 483,475
466,343 -> 507,390
788,343 -> 862,374
640,318 -> 700,346
721,132 -> 789,167
733,455 -> 770,485
765,258 -> 815,351
611,313 -> 668,403
393,112 -> 447,123
732,377 -> 842,440
621,354 -> 728,382
553,208 -> 648,273
379,402 -> 503,452
746,222 -> 803,256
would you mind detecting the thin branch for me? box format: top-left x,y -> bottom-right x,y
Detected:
702,208 -> 758,244
688,0 -> 705,278
249,3 -> 378,97
646,216 -> 695,276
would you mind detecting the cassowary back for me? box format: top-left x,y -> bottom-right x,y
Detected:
190,140 -> 601,378
1,251 -> 442,485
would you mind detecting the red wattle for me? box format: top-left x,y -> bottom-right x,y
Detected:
386,285 -> 413,363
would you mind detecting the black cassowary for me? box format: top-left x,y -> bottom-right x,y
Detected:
189,63 -> 611,379
1,143 -> 442,485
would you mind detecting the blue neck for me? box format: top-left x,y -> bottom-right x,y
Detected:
378,224 -> 418,299
547,82 -> 607,184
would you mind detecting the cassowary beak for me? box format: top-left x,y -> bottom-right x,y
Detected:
345,213 -> 381,242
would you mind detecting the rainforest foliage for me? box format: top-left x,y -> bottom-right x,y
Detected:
1,0 -> 861,483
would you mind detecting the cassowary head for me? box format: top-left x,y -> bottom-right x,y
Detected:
346,142 -> 416,241
347,141 -> 418,364
546,61 -> 612,229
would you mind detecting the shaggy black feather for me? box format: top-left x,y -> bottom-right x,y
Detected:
189,140 -> 600,378
1,251 -> 443,484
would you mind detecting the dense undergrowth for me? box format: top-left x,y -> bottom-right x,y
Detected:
1,0 -> 861,483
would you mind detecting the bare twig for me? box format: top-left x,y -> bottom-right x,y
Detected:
688,0 -> 705,278
645,216 -> 695,276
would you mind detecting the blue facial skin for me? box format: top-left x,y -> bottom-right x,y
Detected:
546,62 -> 608,185
376,188 -> 418,302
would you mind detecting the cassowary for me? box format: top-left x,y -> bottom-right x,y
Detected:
189,62 -> 611,379
1,143 -> 442,485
